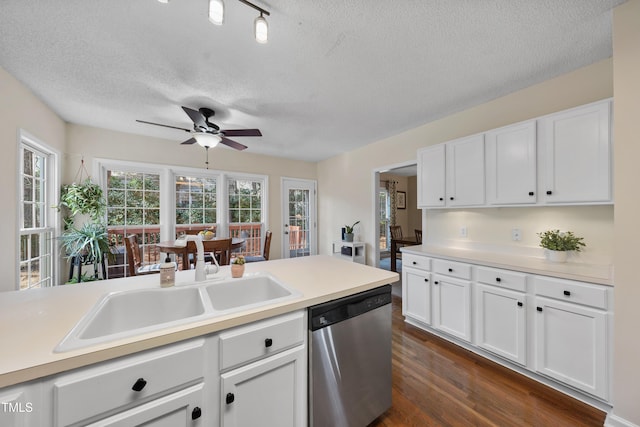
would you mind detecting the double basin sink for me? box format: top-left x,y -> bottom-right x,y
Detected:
55,273 -> 301,352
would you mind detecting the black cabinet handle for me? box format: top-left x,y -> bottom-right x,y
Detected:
424,278 -> 429,282
448,268 -> 453,273
265,338 -> 273,348
439,197 -> 444,201
132,378 -> 147,392
537,307 -> 543,312
563,290 -> 571,296
450,197 -> 454,201
517,301 -> 523,307
192,407 -> 202,420
226,393 -> 235,405
546,190 -> 553,195
434,281 -> 439,285
413,261 -> 417,265
496,277 -> 501,282
528,191 -> 534,196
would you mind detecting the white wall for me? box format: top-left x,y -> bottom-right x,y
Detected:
0,66 -> 67,292
318,59 -> 614,265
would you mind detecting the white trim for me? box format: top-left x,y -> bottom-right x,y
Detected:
281,177 -> 317,258
605,413 -> 640,427
372,160 -> 417,267
17,129 -> 61,289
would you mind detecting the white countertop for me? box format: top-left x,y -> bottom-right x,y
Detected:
401,244 -> 613,286
0,255 -> 398,388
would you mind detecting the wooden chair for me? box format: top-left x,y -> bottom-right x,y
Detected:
124,235 -> 161,276
389,225 -> 405,258
187,238 -> 232,267
415,229 -> 423,244
246,231 -> 272,262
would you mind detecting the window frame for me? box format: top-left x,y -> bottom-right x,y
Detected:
17,130 -> 60,290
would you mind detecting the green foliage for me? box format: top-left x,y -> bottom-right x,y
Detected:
56,179 -> 106,222
232,255 -> 246,265
345,221 -> 360,234
65,273 -> 99,284
59,222 -> 114,262
537,229 -> 586,252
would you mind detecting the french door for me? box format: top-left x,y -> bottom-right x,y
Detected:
282,178 -> 317,258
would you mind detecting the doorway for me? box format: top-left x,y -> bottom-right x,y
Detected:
281,178 -> 317,259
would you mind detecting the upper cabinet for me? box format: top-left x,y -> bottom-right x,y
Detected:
485,120 -> 537,205
417,135 -> 484,208
538,101 -> 612,204
417,99 -> 612,209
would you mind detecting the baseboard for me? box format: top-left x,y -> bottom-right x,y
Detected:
605,413 -> 640,427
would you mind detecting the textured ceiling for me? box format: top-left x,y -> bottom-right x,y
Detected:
0,0 -> 625,162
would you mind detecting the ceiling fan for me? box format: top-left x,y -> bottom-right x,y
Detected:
136,106 -> 262,151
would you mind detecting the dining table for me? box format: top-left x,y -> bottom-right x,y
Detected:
390,237 -> 417,272
156,237 -> 245,270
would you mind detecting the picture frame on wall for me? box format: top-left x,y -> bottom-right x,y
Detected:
397,191 -> 406,209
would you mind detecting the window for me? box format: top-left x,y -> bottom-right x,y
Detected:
19,138 -> 56,290
106,170 -> 161,278
175,175 -> 217,235
379,187 -> 390,251
228,177 -> 264,256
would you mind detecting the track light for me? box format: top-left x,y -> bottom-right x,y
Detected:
208,0 -> 224,25
254,12 -> 268,44
194,133 -> 221,148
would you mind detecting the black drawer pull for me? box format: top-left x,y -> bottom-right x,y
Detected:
546,190 -> 553,195
528,191 -> 534,196
495,277 -> 501,282
563,290 -> 571,296
434,281 -> 439,285
439,197 -> 444,201
449,197 -> 454,201
192,407 -> 202,420
424,278 -> 429,282
265,338 -> 273,348
132,378 -> 147,392
412,261 -> 417,265
448,268 -> 453,273
226,393 -> 235,405
517,301 -> 523,307
537,307 -> 543,312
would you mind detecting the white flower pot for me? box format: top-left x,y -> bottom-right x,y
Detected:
546,250 -> 568,263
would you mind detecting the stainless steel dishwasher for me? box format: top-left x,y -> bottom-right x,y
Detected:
308,285 -> 392,427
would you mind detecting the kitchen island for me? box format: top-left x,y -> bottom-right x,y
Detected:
0,255 -> 397,427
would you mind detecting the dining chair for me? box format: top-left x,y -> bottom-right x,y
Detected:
389,225 -> 405,258
415,229 -> 423,244
124,235 -> 161,276
245,231 -> 272,262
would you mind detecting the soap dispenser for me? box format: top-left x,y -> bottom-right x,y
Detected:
160,256 -> 176,288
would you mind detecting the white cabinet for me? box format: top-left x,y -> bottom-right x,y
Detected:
402,255 -> 432,325
218,311 -> 306,427
538,101 -> 612,204
0,381 -> 43,427
533,277 -> 609,400
51,339 -> 206,427
485,120 -> 537,205
417,144 -> 446,207
446,135 -> 485,206
432,273 -> 472,343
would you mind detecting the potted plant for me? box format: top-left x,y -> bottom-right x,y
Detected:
537,229 -> 586,262
59,222 -> 114,280
56,178 -> 106,228
343,221 -> 360,242
231,255 -> 246,278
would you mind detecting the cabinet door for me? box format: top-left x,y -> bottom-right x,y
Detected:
86,384 -> 204,427
446,134 -> 485,206
221,346 -> 306,427
0,382 -> 42,427
417,145 -> 446,207
539,101 -> 611,203
534,297 -> 608,399
402,268 -> 431,325
476,284 -> 526,365
485,120 -> 537,205
432,275 -> 471,342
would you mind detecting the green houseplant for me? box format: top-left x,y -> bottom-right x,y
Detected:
56,178 -> 106,228
60,223 -> 114,282
537,229 -> 586,262
231,255 -> 246,278
344,221 -> 360,242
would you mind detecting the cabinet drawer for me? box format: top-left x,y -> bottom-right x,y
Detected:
403,254 -> 431,271
477,267 -> 527,292
54,339 -> 204,427
534,276 -> 608,309
433,259 -> 472,280
219,311 -> 305,372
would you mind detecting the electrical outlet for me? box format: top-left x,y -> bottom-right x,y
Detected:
460,226 -> 468,238
512,228 -> 521,241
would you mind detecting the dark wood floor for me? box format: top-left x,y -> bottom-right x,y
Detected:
370,295 -> 606,427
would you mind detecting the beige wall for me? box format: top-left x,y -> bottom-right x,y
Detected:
612,0 -> 640,424
0,67 -> 67,292
66,124 -> 317,263
318,58 -> 614,265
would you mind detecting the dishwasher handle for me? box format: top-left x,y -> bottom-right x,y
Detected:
309,285 -> 391,331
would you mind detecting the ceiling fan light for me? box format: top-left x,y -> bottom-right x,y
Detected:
194,132 -> 221,148
157,0 -> 169,3
254,14 -> 268,44
209,0 -> 224,25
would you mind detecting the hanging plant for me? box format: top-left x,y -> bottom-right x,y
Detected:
56,178 -> 106,224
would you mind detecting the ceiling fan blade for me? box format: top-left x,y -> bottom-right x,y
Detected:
136,120 -> 191,132
181,106 -> 208,129
220,137 -> 248,151
223,129 -> 262,137
181,138 -> 197,145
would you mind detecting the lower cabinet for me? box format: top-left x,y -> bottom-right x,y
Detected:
402,268 -> 432,325
432,274 -> 471,342
475,284 -> 526,365
0,380 -> 43,427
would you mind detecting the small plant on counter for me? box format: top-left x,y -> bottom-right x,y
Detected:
232,255 -> 246,265
537,229 -> 586,252
344,221 -> 360,234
